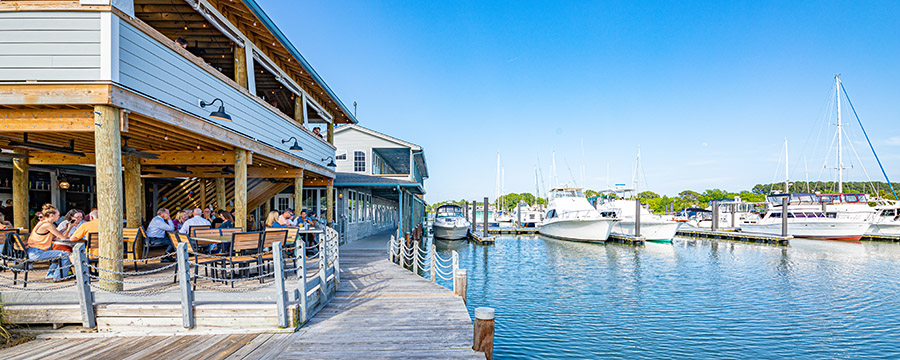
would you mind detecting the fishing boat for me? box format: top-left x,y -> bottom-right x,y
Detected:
740,193 -> 869,241
867,203 -> 900,235
596,197 -> 681,242
433,204 -> 470,240
539,187 -> 616,243
511,201 -> 543,228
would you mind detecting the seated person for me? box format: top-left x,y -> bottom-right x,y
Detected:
69,210 -> 100,242
276,209 -> 294,227
146,207 -> 175,248
265,210 -> 282,228
26,206 -> 73,281
178,208 -> 211,235
217,210 -> 234,229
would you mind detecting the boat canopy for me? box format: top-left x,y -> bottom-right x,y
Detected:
819,193 -> 868,204
436,204 -> 463,217
549,188 -> 584,201
767,193 -> 820,205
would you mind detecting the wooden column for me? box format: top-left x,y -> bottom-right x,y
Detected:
294,95 -> 303,123
199,178 -> 207,209
215,177 -> 227,210
234,149 -> 248,229
326,180 -> 334,225
140,178 -> 146,223
293,172 -> 303,212
12,149 -> 28,229
123,156 -> 141,227
327,121 -> 334,144
473,307 -> 495,359
234,45 -> 248,89
94,105 -> 124,291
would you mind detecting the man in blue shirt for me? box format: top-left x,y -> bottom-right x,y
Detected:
147,208 -> 175,261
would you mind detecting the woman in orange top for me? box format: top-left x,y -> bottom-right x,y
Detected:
27,206 -> 73,281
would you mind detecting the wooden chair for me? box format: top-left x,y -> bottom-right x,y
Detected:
123,227 -> 147,271
224,232 -> 263,287
219,227 -> 243,236
257,230 -> 288,282
189,226 -> 213,237
172,232 -> 224,289
193,228 -> 222,238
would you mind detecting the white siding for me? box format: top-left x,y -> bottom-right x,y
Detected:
116,19 -> 333,168
0,12 -> 101,80
333,128 -> 408,176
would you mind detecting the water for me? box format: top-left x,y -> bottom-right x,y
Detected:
432,236 -> 900,359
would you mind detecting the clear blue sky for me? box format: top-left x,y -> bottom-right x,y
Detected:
260,0 -> 900,202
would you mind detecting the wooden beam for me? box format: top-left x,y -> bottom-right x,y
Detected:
28,151 -> 236,165
234,45 -> 248,89
0,2 -> 111,11
326,180 -> 334,225
0,109 -> 95,132
199,178 -> 207,210
294,172 -> 303,213
303,178 -> 332,187
124,156 -> 142,227
216,177 -> 227,210
0,84 -> 110,106
12,149 -> 28,229
327,121 -> 334,145
234,149 -> 248,229
94,105 -> 124,291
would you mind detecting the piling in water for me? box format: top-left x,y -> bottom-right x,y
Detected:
473,307 -> 495,360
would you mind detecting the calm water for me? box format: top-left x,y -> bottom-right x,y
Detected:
432,236 -> 900,359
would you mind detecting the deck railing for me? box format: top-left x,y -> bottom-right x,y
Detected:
387,233 -> 468,301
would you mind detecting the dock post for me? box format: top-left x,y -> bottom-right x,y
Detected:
72,243 -> 96,329
452,250 -> 459,272
176,242 -> 194,329
473,307 -> 495,360
483,197 -> 489,237
273,241 -> 288,328
298,238 -> 308,323
454,268 -> 467,304
517,202 -> 522,228
471,200 -> 477,233
711,201 -> 719,232
634,199 -> 641,237
731,203 -> 736,229
413,240 -> 420,276
430,244 -> 437,283
781,197 -> 789,237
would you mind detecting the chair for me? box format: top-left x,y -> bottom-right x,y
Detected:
193,228 -> 222,238
224,232 -> 263,287
171,232 -> 224,289
260,230 -> 291,279
189,226 -> 213,237
219,227 -> 243,236
7,233 -> 32,286
123,227 -> 146,271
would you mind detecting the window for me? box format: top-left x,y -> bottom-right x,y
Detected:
336,151 -> 347,161
354,151 -> 366,172
349,190 -> 357,223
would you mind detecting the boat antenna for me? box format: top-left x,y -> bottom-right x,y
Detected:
841,81 -> 899,200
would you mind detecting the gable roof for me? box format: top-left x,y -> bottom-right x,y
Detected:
333,124 -> 421,150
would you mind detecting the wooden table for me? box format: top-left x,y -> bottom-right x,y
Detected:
192,235 -> 233,245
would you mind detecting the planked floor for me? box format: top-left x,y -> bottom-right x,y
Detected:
0,232 -> 482,359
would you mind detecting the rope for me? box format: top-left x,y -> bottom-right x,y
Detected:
87,262 -> 176,276
190,261 -> 270,271
187,249 -> 275,260
842,82 -> 899,200
0,262 -> 75,273
89,282 -> 178,296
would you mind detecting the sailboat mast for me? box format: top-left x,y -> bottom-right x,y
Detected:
784,138 -> 789,193
836,75 -> 843,193
635,146 -> 641,195
551,152 -> 557,189
804,157 -> 810,193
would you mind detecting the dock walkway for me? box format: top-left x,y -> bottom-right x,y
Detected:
0,231 -> 481,359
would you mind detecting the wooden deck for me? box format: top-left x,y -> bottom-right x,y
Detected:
1,238 -> 483,359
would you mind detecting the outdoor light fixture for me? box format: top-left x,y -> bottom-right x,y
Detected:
281,137 -> 303,151
199,98 -> 232,121
321,156 -> 336,167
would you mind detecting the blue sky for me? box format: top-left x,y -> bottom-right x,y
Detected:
260,0 -> 900,202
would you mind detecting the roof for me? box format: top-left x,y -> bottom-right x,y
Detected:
333,124 -> 421,150
334,172 -> 424,195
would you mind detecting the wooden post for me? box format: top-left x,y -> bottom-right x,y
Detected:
430,244 -> 436,283
781,196 -> 789,237
319,232 -> 327,299
294,173 -> 303,213
711,201 -> 719,232
327,121 -> 334,145
124,156 -> 141,227
483,197 -> 488,237
176,242 -> 194,329
11,149 -> 28,229
234,149 -> 248,229
412,240 -> 420,276
473,307 -> 495,359
293,95 -> 303,123
234,45 -> 248,89
517,202 -> 522,228
731,203 -> 736,229
94,105 -> 124,291
472,200 -> 477,233
634,199 -> 641,237
199,178 -> 207,210
326,180 -> 334,225
273,241 -> 288,328
453,269 -> 467,304
72,243 -> 96,329
215,177 -> 227,210
399,237 -> 406,268
298,237 -> 308,323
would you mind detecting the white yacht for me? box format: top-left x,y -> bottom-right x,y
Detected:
596,197 -> 681,243
433,204 -> 470,240
539,187 -> 616,243
511,202 -> 543,228
740,193 -> 869,241
868,203 -> 900,235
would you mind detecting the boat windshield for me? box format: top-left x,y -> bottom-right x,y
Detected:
768,193 -> 819,205
550,189 -> 584,200
436,206 -> 462,218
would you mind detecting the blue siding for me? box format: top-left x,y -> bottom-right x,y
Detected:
116,20 -> 333,169
0,12 -> 101,81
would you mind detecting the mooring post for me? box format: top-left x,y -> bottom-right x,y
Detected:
430,244 -> 437,283
471,200 -> 477,234
72,243 -> 96,329
473,307 -> 495,360
454,268 -> 467,304
711,201 -> 719,232
413,240 -> 420,276
273,241 -> 288,327
298,237 -> 308,323
176,242 -> 194,329
483,197 -> 489,237
781,196 -> 789,237
634,199 -> 641,238
517,202 -> 522,228
731,203 -> 736,229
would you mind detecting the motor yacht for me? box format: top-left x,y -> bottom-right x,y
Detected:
433,204 -> 470,240
595,197 -> 681,243
539,187 -> 616,243
740,193 -> 869,241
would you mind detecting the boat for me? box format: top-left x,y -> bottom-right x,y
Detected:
596,196 -> 681,242
686,198 -> 761,229
539,187 -> 616,243
433,204 -> 470,240
740,193 -> 869,241
867,202 -> 900,235
511,201 -> 543,228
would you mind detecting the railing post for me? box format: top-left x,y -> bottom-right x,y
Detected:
412,241 -> 420,276
389,235 -> 395,263
298,237 -> 308,324
273,241 -> 288,328
332,229 -> 340,288
452,251 -> 459,272
176,242 -> 194,329
453,269 -> 467,305
473,307 -> 495,360
430,244 -> 436,283
399,238 -> 407,269
72,243 -> 96,329
319,232 -> 328,299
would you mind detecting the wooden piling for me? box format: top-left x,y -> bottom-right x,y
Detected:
454,269 -> 467,304
711,201 -> 719,232
483,197 -> 489,237
781,196 -> 789,237
473,307 -> 495,360
471,200 -> 477,233
94,105 -> 124,291
11,149 -> 27,228
634,199 -> 641,238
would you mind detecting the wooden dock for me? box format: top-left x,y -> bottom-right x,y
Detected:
676,228 -> 791,246
608,233 -> 646,246
0,236 -> 483,359
488,227 -> 539,235
861,233 -> 900,242
469,230 -> 496,245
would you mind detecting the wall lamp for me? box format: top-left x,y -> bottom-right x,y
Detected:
281,137 -> 303,151
199,98 -> 232,121
322,156 -> 336,167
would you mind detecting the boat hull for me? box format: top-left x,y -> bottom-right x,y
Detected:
433,224 -> 469,240
867,222 -> 900,236
741,221 -> 869,241
613,220 -> 681,242
539,219 -> 615,243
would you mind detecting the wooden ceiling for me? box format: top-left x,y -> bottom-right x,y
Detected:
132,0 -> 354,124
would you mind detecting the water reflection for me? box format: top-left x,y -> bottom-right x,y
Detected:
430,235 -> 900,359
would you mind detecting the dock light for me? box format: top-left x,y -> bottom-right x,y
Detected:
281,137 -> 303,151
321,156 -> 336,167
199,98 -> 232,122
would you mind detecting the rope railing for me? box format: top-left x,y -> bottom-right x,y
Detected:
387,235 -> 460,285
